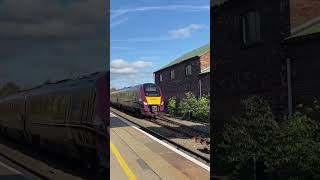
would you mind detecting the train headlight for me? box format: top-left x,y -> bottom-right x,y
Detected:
161,101 -> 164,106
143,101 -> 148,106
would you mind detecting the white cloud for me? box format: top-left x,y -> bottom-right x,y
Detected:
111,17 -> 129,28
111,36 -> 170,43
111,71 -> 155,89
169,24 -> 207,39
111,5 -> 209,19
111,24 -> 208,43
110,59 -> 152,74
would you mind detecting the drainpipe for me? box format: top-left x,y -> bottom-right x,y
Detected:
287,57 -> 292,117
199,80 -> 202,98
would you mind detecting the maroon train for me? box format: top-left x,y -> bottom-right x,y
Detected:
0,72 -> 109,170
110,83 -> 164,117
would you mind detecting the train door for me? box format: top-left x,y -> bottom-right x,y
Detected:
68,87 -> 92,147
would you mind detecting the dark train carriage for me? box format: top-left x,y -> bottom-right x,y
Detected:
0,92 -> 26,141
0,71 -> 109,169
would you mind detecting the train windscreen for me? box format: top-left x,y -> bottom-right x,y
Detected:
143,84 -> 160,97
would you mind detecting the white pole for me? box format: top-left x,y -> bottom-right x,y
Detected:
199,80 -> 202,98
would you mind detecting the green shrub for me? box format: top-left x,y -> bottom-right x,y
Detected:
178,92 -> 198,119
216,96 -> 279,178
268,113 -> 320,179
168,97 -> 177,116
216,96 -> 320,179
194,94 -> 210,122
0,82 -> 20,97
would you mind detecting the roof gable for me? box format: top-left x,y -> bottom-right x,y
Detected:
290,0 -> 320,30
155,44 -> 210,72
286,17 -> 320,41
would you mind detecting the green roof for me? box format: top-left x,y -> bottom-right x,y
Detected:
155,44 -> 210,72
286,21 -> 320,40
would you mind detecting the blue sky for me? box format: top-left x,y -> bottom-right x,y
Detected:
110,0 -> 210,89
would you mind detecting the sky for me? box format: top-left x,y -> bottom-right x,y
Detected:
110,0 -> 210,89
0,0 -> 108,88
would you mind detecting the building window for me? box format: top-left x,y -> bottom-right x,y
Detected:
170,70 -> 175,79
185,65 -> 192,76
159,74 -> 163,82
241,10 -> 261,45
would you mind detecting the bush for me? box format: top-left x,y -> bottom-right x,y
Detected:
216,96 -> 279,178
194,94 -> 210,122
178,92 -> 198,119
168,97 -> 177,116
216,96 -> 320,179
268,113 -> 320,179
0,82 -> 20,97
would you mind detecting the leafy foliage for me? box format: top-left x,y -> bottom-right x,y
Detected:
193,94 -> 210,121
110,87 -> 117,92
0,82 -> 20,97
168,92 -> 210,122
217,96 -> 320,179
268,113 -> 320,179
168,97 -> 177,116
178,92 -> 198,119
217,96 -> 279,178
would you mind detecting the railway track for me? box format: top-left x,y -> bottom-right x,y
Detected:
110,108 -> 210,164
151,115 -> 210,145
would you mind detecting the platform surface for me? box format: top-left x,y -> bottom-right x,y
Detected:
110,113 -> 210,180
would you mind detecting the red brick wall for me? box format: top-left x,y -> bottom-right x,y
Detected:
155,57 -> 201,103
200,51 -> 211,71
290,0 -> 320,29
155,55 -> 211,111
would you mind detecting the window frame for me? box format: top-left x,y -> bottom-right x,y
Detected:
241,10 -> 261,46
185,65 -> 192,76
170,69 -> 175,80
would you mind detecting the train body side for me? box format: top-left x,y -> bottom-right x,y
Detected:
0,72 -> 109,169
110,83 -> 164,117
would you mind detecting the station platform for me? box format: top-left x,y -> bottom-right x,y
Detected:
110,113 -> 210,180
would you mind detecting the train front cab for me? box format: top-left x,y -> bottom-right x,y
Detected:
140,83 -> 164,117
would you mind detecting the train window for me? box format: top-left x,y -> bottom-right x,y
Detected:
144,84 -> 160,97
159,74 -> 163,82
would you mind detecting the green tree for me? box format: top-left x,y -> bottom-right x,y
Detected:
0,82 -> 20,97
216,96 -> 279,178
168,97 -> 177,116
194,94 -> 210,122
110,87 -> 117,92
178,92 -> 198,119
268,113 -> 320,179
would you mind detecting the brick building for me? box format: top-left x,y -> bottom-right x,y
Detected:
285,0 -> 320,111
212,0 -> 320,177
212,0 -> 291,132
154,44 -> 210,108
212,0 -> 320,129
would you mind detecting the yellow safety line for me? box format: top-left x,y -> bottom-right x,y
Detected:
110,141 -> 137,180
